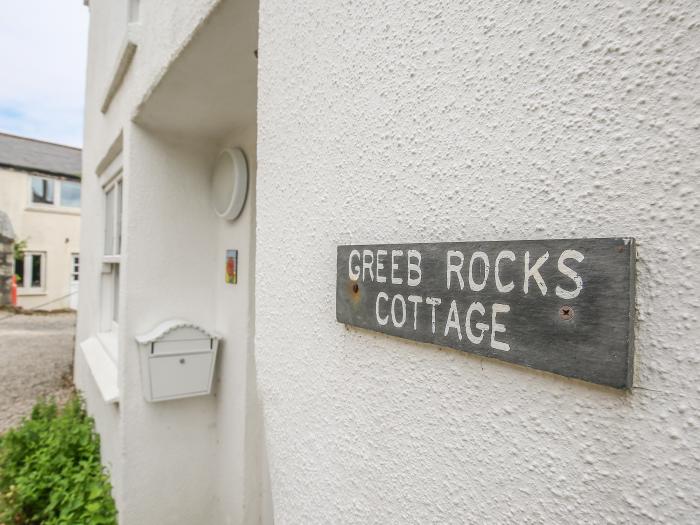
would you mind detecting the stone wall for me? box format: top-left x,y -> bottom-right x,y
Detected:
0,210 -> 15,307
0,236 -> 13,307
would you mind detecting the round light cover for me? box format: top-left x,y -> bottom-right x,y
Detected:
212,148 -> 248,220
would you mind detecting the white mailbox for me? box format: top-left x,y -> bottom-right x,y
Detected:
135,320 -> 221,402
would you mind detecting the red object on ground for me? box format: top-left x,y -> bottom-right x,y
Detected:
11,274 -> 17,306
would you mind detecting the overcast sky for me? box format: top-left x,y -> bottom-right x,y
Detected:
0,1 -> 88,147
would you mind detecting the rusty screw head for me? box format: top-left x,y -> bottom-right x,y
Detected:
559,306 -> 574,320
352,283 -> 359,294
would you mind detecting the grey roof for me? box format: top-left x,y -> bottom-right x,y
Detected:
0,210 -> 15,241
0,132 -> 81,178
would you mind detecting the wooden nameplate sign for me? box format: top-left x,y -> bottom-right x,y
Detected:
336,238 -> 636,388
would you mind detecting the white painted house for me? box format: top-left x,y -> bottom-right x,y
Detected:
77,1 -> 699,523
0,133 -> 81,310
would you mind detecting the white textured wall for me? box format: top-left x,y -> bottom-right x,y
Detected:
77,1 -> 221,513
256,0 -> 700,522
77,1 -> 266,523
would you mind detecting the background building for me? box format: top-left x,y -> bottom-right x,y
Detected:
77,0 -> 699,524
0,132 -> 81,310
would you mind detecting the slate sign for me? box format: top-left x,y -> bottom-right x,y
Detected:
336,238 -> 636,388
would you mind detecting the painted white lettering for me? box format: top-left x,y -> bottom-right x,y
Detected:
556,250 -> 584,299
348,249 -> 361,280
391,294 -> 407,328
407,250 -> 422,287
524,251 -> 549,295
425,297 -> 442,334
376,249 -> 387,283
444,300 -> 463,340
362,250 -> 374,282
446,250 -> 465,290
407,295 -> 423,330
491,303 -> 510,351
494,250 -> 515,293
468,251 -> 490,292
391,250 -> 404,285
465,302 -> 489,345
375,292 -> 389,326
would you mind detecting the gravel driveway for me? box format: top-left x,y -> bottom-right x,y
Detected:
0,312 -> 76,434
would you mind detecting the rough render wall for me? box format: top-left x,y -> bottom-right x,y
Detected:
256,0 -> 700,523
116,128 -> 221,525
213,125 -> 270,525
77,0 -> 227,518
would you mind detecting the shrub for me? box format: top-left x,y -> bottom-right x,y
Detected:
0,395 -> 117,525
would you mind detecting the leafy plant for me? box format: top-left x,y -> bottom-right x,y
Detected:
12,239 -> 27,262
0,396 -> 117,525
13,238 -> 27,285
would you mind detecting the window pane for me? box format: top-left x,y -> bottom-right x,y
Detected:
31,177 -> 54,204
15,256 -> 24,287
60,181 -> 81,208
31,254 -> 42,287
71,254 -> 80,281
112,265 -> 120,323
115,180 -> 123,255
105,187 -> 115,255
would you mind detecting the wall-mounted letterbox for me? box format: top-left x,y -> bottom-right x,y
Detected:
135,320 -> 221,402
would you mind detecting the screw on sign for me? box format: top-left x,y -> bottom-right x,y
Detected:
559,305 -> 574,320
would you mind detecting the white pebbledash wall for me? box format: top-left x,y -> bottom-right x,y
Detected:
256,0 -> 700,523
77,0 -> 266,524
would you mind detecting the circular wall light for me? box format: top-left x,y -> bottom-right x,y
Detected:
212,148 -> 248,221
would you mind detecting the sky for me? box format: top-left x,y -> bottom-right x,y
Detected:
0,1 -> 89,147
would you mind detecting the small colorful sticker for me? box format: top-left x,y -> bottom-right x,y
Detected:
225,250 -> 238,284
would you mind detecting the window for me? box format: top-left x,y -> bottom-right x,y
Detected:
29,176 -> 81,209
71,254 -> 80,282
61,181 -> 81,208
79,145 -> 122,403
102,175 -> 123,330
104,179 -> 123,256
15,252 -> 46,291
31,177 -> 55,204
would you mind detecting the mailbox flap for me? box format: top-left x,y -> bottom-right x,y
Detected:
135,319 -> 221,346
151,338 -> 212,355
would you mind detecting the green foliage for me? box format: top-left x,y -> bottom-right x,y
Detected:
13,238 -> 28,285
12,239 -> 27,263
0,396 -> 117,525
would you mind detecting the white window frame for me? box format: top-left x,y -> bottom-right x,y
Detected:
28,176 -> 56,206
78,140 -> 123,404
16,251 -> 47,295
28,175 -> 81,211
97,154 -> 124,362
59,179 -> 82,208
101,174 -> 123,330
71,253 -> 80,283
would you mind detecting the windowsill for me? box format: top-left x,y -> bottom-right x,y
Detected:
25,205 -> 81,216
17,289 -> 47,296
96,330 -> 119,364
80,334 -> 119,404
